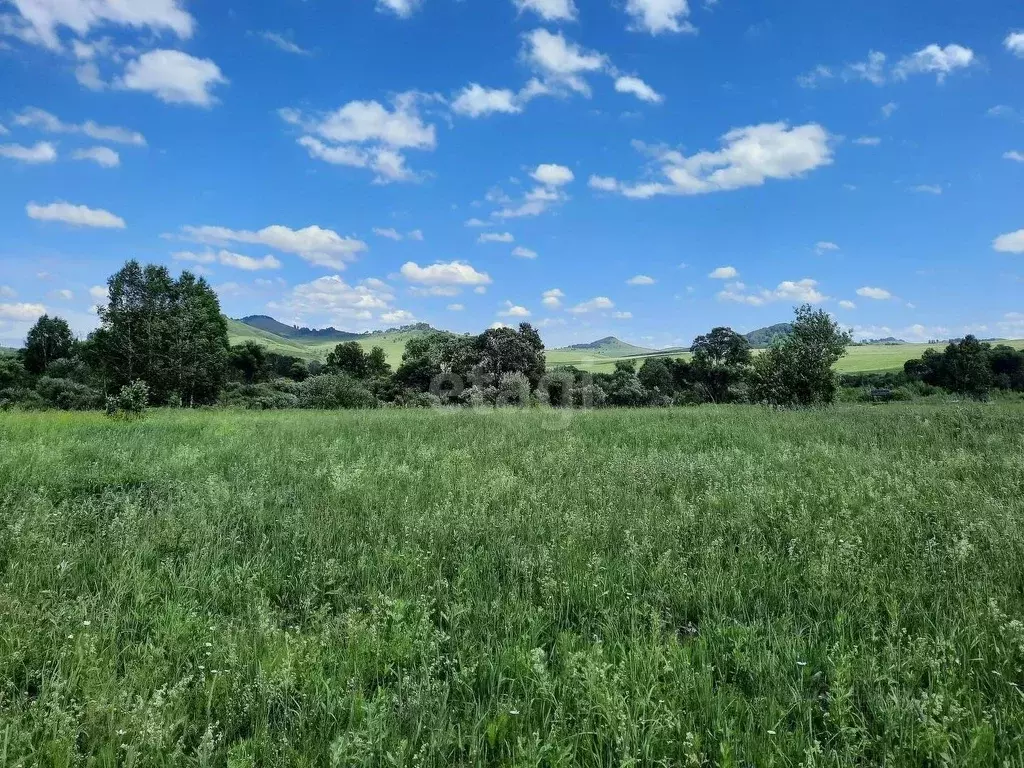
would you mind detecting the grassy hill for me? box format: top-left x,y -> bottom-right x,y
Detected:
227,317 -> 437,363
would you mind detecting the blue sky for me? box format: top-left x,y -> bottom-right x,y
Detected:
1,0 -> 1022,349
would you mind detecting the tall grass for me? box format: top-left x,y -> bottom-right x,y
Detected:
1,405 -> 1023,765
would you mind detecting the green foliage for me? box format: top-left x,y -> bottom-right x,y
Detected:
2,406 -> 1024,764
23,314 -> 76,374
34,377 -> 104,410
904,335 -> 1024,400
751,304 -> 853,406
325,341 -> 368,378
690,327 -> 752,403
228,341 -> 269,384
104,379 -> 150,419
297,374 -> 377,409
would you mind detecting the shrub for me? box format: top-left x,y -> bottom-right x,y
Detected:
105,380 -> 149,420
298,375 -> 378,410
35,377 -> 104,411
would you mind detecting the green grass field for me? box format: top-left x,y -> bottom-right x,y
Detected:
2,405 -> 1024,765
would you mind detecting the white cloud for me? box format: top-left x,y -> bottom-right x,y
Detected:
478,232 -> 515,244
881,102 -> 899,119
514,0 -> 577,22
531,163 -> 574,186
217,251 -> 281,271
373,227 -> 403,241
709,266 -> 738,279
288,92 -> 435,183
1003,151 -> 1024,163
260,31 -> 310,56
856,286 -> 893,300
596,122 -> 832,199
0,302 -> 46,321
843,51 -> 887,85
853,136 -> 881,146
180,224 -> 366,269
718,278 -> 827,306
838,300 -> 856,310
269,275 -> 398,327
490,322 -> 510,330
407,229 -> 424,241
71,146 -> 119,167
381,309 -> 415,323
568,296 -> 614,314
627,274 -> 655,285
499,301 -> 531,318
993,229 -> 1024,253
542,288 -> 564,308
452,84 -> 522,117
0,124 -> 8,135
376,0 -> 422,18
512,246 -> 538,259
447,303 -> 464,311
464,218 -> 489,227
27,201 -> 125,228
400,261 -> 492,286
614,75 -> 663,103
522,28 -> 606,95
55,289 -> 73,300
1007,31 -> 1024,58
0,140 -> 56,163
89,285 -> 108,300
14,107 -> 146,146
120,49 -> 227,107
624,0 -> 694,35
612,311 -> 633,319
588,175 -> 619,192
4,0 -> 193,50
911,184 -> 943,195
815,241 -> 840,255
796,65 -> 833,89
894,44 -> 974,82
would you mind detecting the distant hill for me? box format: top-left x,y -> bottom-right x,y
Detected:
856,337 -> 907,346
227,316 -> 440,364
744,323 -> 793,348
563,336 -> 657,357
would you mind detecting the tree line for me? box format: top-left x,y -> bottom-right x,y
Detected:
3,260 -> 1019,413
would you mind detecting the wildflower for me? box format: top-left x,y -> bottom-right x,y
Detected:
768,730 -> 777,735
82,620 -> 91,627
797,661 -> 808,667
509,709 -> 520,715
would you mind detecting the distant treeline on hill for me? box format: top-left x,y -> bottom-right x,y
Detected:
240,315 -> 436,342
2,260 -> 1023,414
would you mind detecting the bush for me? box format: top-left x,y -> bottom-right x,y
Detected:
221,381 -> 300,410
105,380 -> 149,419
35,377 -> 104,411
297,375 -> 378,410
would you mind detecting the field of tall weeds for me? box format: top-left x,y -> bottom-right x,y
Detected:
1,404 -> 1023,766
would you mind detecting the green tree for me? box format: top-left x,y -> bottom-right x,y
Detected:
229,342 -> 269,385
23,315 -> 75,374
365,346 -> 392,379
941,336 -> 992,398
171,272 -> 229,405
690,327 -> 752,403
639,357 -> 675,395
751,304 -> 852,406
326,342 -> 368,378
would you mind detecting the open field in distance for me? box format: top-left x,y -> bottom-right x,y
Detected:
2,405 -> 1024,764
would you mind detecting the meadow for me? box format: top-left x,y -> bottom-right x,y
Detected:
2,405 -> 1024,766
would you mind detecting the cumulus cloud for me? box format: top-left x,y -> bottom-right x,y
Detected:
120,49 -> 228,106
709,266 -> 738,279
179,224 -> 366,269
72,146 -> 119,167
568,296 -> 614,314
993,229 -> 1024,253
0,302 -> 46,321
1007,31 -> 1024,58
893,44 -> 974,82
27,201 -> 125,228
881,102 -> 899,119
499,301 -> 531,318
614,75 -> 663,103
452,84 -> 521,117
376,0 -> 422,18
856,286 -> 893,300
478,232 -> 515,244
373,227 -> 403,241
844,51 -> 887,85
627,274 -> 655,285
718,278 -> 827,306
269,275 -> 400,327
514,0 -> 577,21
838,300 -> 856,310
400,261 -> 492,286
624,0 -> 694,35
286,92 -> 436,183
381,309 -> 415,323
0,140 -> 56,163
1003,151 -> 1024,163
3,0 -> 193,50
796,65 -> 834,89
13,107 -> 146,145
175,249 -> 280,271
542,288 -> 564,308
522,28 -> 606,96
89,285 -> 108,300
512,246 -> 538,259
593,122 -> 833,199
531,163 -> 574,186
815,241 -> 840,255
612,311 -> 633,319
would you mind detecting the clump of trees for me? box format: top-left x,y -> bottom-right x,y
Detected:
5,259 -> 1015,413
